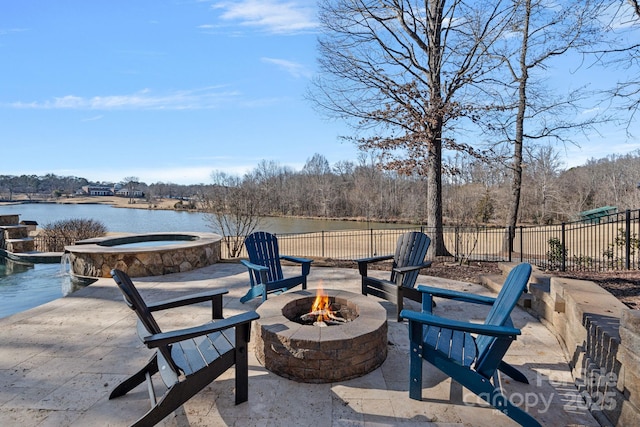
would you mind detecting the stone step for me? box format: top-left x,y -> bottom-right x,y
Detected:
1,224 -> 30,239
480,270 -> 533,309
5,237 -> 35,253
0,214 -> 20,227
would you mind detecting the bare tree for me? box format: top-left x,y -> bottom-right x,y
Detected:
199,171 -> 263,258
593,1 -> 640,126
482,0 -> 608,250
122,176 -> 140,204
521,145 -> 564,224
310,0 -> 515,257
302,153 -> 333,217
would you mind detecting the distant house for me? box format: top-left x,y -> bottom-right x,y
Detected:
81,185 -> 114,196
115,188 -> 144,198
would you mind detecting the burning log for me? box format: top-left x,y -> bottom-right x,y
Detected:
299,308 -> 348,326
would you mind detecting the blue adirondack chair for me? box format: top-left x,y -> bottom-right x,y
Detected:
400,263 -> 541,427
239,231 -> 312,303
357,231 -> 431,321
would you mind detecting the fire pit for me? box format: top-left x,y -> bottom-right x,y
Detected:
253,288 -> 388,383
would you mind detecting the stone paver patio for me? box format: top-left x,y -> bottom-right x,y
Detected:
0,262 -> 600,426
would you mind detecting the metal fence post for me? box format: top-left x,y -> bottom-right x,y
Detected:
454,226 -> 459,262
369,228 -> 374,257
507,226 -> 512,262
519,226 -> 523,263
561,222 -> 566,272
322,230 -> 325,258
626,209 -> 631,270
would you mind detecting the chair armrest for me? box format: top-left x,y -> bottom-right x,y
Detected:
356,254 -> 394,265
240,259 -> 269,273
147,288 -> 229,312
393,261 -> 432,275
416,284 -> 496,305
280,256 -> 312,276
400,309 -> 521,338
143,311 -> 260,348
356,254 -> 394,276
280,255 -> 312,265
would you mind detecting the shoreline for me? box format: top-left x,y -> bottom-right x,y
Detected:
0,196 -> 181,211
0,196 -> 422,226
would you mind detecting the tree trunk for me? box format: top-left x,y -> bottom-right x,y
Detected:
425,0 -> 449,258
427,132 -> 449,258
503,0 -> 531,254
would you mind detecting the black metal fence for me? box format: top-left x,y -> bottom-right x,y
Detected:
221,209 -> 640,273
9,208 -> 639,273
31,235 -> 69,252
512,209 -> 640,272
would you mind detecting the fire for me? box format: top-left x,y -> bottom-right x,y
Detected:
299,283 -> 347,326
311,285 -> 332,324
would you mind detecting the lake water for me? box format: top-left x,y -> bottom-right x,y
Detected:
0,202 -> 413,318
0,203 -> 411,235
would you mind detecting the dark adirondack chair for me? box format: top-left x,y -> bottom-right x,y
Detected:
357,231 -> 431,321
400,263 -> 541,427
110,269 -> 259,427
239,231 -> 312,303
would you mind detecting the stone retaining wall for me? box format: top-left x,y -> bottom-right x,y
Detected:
525,269 -> 640,426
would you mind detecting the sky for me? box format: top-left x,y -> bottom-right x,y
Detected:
1,0 -> 639,185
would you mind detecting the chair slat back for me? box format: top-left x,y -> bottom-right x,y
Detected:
245,232 -> 284,284
391,232 -> 431,288
474,263 -> 531,370
111,269 -> 179,372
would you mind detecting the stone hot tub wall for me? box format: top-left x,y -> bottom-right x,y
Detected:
64,232 -> 222,278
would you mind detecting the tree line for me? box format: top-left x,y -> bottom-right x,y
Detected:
309,0 -> 640,256
1,149 -> 639,227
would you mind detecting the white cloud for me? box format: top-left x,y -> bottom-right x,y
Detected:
81,115 -> 104,122
0,28 -> 28,36
212,0 -> 318,34
8,87 -> 241,110
262,57 -> 312,78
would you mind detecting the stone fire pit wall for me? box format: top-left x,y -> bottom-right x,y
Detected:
254,289 -> 388,383
64,232 -> 222,278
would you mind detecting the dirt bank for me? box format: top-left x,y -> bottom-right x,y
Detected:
0,195 -> 182,211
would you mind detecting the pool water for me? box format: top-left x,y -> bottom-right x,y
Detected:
102,239 -> 189,249
0,258 -> 72,319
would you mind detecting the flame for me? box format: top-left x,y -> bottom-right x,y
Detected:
311,282 -> 332,324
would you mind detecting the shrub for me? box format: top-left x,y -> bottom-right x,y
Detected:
41,218 -> 107,251
547,237 -> 566,270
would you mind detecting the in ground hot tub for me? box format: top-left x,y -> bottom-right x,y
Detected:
64,232 -> 222,278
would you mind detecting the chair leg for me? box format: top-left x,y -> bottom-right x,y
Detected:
110,354 -> 159,399
130,383 -> 188,427
235,324 -> 251,404
444,364 -> 541,427
498,360 -> 529,384
408,321 -> 424,400
239,284 -> 265,303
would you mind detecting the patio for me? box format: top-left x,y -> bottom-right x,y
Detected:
0,262 -> 599,426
